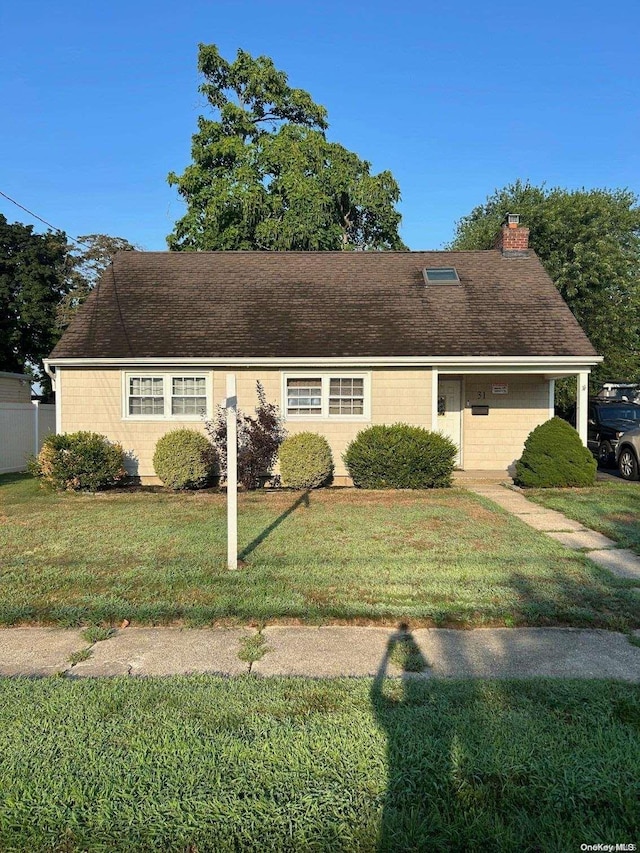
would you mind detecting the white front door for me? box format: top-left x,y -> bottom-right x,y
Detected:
437,379 -> 462,467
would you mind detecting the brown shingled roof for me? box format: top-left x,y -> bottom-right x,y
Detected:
49,250 -> 598,360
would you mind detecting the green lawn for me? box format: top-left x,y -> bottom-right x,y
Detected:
0,676 -> 638,851
526,480 -> 640,555
1,474 -> 638,629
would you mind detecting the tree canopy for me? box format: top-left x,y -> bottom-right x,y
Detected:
0,215 -> 69,382
167,44 -> 406,251
0,219 -> 138,386
450,181 -> 640,386
57,233 -> 138,329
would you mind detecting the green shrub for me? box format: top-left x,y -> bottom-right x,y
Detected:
514,417 -> 597,488
278,432 -> 334,489
343,424 -> 456,489
30,431 -> 127,491
153,429 -> 216,490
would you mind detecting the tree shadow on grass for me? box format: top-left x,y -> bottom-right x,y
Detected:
238,490 -> 310,561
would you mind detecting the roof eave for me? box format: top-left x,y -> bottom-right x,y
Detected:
44,354 -> 603,374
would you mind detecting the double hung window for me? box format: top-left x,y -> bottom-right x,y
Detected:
284,374 -> 369,420
125,373 -> 209,419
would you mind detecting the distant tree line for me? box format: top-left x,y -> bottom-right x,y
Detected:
4,45 -> 639,407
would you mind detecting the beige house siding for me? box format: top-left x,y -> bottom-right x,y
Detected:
57,367 -> 549,480
0,375 -> 30,404
460,374 -> 550,470
58,367 -> 433,481
59,369 -> 214,479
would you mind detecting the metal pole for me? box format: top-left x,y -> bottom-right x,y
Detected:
32,400 -> 40,457
226,374 -> 238,570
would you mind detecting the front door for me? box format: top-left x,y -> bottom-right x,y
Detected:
437,379 -> 462,467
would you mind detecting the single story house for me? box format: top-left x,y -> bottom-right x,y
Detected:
45,220 -> 600,483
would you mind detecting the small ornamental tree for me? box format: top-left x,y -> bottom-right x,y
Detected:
205,381 -> 286,489
514,417 -> 597,488
343,424 -> 456,489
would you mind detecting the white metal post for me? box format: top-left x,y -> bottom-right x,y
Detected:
576,371 -> 589,447
32,400 -> 40,457
226,374 -> 238,570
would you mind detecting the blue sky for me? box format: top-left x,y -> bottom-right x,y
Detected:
1,0 -> 638,251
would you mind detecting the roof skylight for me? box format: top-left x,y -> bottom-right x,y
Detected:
423,267 -> 460,284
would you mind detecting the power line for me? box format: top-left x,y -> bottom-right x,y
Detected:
0,189 -> 91,248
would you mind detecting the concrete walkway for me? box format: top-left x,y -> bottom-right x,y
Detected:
1,625 -> 640,681
465,480 -> 640,583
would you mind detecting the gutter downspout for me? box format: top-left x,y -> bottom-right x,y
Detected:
43,359 -> 56,392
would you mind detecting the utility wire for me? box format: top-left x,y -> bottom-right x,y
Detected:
0,189 -> 91,248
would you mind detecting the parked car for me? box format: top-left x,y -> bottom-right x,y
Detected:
582,400 -> 640,468
616,427 -> 640,480
595,382 -> 640,403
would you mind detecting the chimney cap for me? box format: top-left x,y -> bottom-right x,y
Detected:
506,213 -> 520,228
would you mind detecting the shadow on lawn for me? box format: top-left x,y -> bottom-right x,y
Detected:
0,472 -> 32,487
369,622 -> 639,850
238,490 -> 310,561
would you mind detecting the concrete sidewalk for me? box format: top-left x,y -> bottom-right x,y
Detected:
2,475 -> 638,683
465,480 -> 640,582
1,625 -> 639,681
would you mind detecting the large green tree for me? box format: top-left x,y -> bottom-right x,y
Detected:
450,181 -> 640,388
57,234 -> 138,329
167,45 -> 405,251
0,215 -> 70,382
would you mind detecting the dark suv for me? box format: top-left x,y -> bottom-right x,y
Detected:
585,400 -> 640,467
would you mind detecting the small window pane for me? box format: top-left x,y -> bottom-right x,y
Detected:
287,378 -> 322,415
173,377 -> 206,396
128,377 -> 164,416
129,396 -> 164,415
328,376 -> 364,416
172,397 -> 207,415
170,377 -> 207,416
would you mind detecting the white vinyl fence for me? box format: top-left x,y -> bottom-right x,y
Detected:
0,402 -> 56,474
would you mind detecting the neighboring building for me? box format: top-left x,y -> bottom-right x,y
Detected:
0,371 -> 31,404
45,220 -> 600,483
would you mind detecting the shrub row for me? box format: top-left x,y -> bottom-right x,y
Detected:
31,417 -> 593,493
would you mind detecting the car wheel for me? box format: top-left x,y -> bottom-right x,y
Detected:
618,447 -> 640,481
597,440 -> 614,468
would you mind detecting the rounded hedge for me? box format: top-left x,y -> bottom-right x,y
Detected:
278,432 -> 334,489
514,417 -> 597,488
343,424 -> 457,489
153,429 -> 216,490
30,431 -> 127,491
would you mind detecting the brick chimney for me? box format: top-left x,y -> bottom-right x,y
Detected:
495,214 -> 529,258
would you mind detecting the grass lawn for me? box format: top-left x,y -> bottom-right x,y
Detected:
0,675 -> 638,851
1,474 -> 639,629
526,480 -> 640,555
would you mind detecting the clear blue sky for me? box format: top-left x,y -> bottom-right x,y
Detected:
1,0 -> 639,250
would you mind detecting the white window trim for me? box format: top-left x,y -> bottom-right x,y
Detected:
282,372 -> 371,422
122,371 -> 212,421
